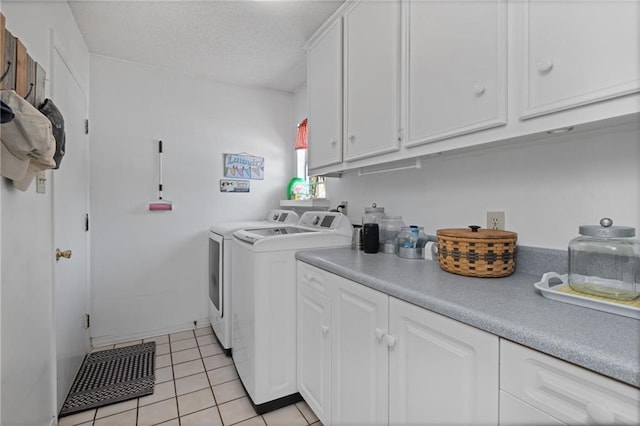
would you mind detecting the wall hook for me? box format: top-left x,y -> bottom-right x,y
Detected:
0,61 -> 12,82
24,82 -> 34,99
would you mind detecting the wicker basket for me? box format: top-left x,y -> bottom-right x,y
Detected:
437,226 -> 517,277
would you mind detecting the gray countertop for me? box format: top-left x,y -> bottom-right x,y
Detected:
295,247 -> 640,388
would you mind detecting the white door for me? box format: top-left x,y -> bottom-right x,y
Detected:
307,18 -> 343,170
343,0 -> 400,162
405,0 -> 507,146
520,0 -> 640,119
297,281 -> 332,425
388,297 -> 499,425
51,44 -> 90,411
332,276 -> 388,425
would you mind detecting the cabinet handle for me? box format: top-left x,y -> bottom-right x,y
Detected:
384,334 -> 397,348
473,84 -> 486,96
375,328 -> 385,341
330,139 -> 337,146
586,402 -> 615,424
349,134 -> 356,143
536,59 -> 554,73
321,325 -> 329,335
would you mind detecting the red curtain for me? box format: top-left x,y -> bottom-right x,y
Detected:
295,118 -> 308,150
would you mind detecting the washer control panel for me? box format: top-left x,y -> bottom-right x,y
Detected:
298,211 -> 348,230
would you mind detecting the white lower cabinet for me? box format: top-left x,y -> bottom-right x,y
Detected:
500,340 -> 640,425
297,263 -> 333,424
297,280 -> 332,424
388,297 -> 499,425
332,275 -> 389,424
297,262 -> 499,425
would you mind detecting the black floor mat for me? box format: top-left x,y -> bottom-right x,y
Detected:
59,342 -> 156,417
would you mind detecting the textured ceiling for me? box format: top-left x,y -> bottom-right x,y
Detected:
68,1 -> 344,92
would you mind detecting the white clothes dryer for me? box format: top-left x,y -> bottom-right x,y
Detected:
208,209 -> 299,352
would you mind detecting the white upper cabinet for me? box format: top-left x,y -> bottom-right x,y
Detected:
307,18 -> 343,169
520,0 -> 640,119
343,0 -> 401,162
305,0 -> 640,175
405,0 -> 507,147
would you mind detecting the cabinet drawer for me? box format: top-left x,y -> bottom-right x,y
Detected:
500,390 -> 565,425
297,262 -> 332,295
500,340 -> 640,424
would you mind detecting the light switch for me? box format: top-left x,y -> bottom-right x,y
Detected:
36,172 -> 46,194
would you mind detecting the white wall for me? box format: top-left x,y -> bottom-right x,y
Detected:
89,55 -> 294,344
293,84 -> 308,129
326,122 -> 640,250
0,2 -> 89,425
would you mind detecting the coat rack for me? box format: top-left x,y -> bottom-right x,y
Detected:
1,13 -> 46,106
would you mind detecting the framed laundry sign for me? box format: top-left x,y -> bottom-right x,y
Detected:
223,153 -> 264,180
220,179 -> 250,193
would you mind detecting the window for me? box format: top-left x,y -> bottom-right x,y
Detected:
295,118 -> 308,180
295,118 -> 326,198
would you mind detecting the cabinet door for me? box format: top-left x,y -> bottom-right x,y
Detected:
388,297 -> 499,425
521,0 -> 640,119
343,0 -> 400,162
405,0 -> 507,147
501,340 -> 640,425
308,18 -> 343,170
332,275 -> 388,425
297,283 -> 332,424
500,390 -> 566,426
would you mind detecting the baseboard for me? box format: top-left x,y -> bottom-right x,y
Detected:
90,318 -> 210,348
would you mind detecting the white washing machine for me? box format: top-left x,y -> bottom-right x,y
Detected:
231,211 -> 352,412
208,209 -> 299,352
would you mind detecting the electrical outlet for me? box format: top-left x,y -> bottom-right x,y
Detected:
487,211 -> 505,230
339,201 -> 348,216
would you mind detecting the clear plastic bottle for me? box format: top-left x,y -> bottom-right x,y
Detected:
396,226 -> 415,249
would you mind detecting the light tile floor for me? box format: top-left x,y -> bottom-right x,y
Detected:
58,326 -> 321,426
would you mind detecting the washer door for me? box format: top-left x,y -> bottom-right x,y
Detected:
209,232 -> 224,317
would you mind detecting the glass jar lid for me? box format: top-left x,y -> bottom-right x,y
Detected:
364,203 -> 385,213
579,218 -> 636,238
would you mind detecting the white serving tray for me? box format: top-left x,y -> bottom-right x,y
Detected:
534,272 -> 640,320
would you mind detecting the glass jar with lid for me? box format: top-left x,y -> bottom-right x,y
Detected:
568,217 -> 640,300
379,216 -> 405,250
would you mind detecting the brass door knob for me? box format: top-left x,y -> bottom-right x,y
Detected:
56,248 -> 72,261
